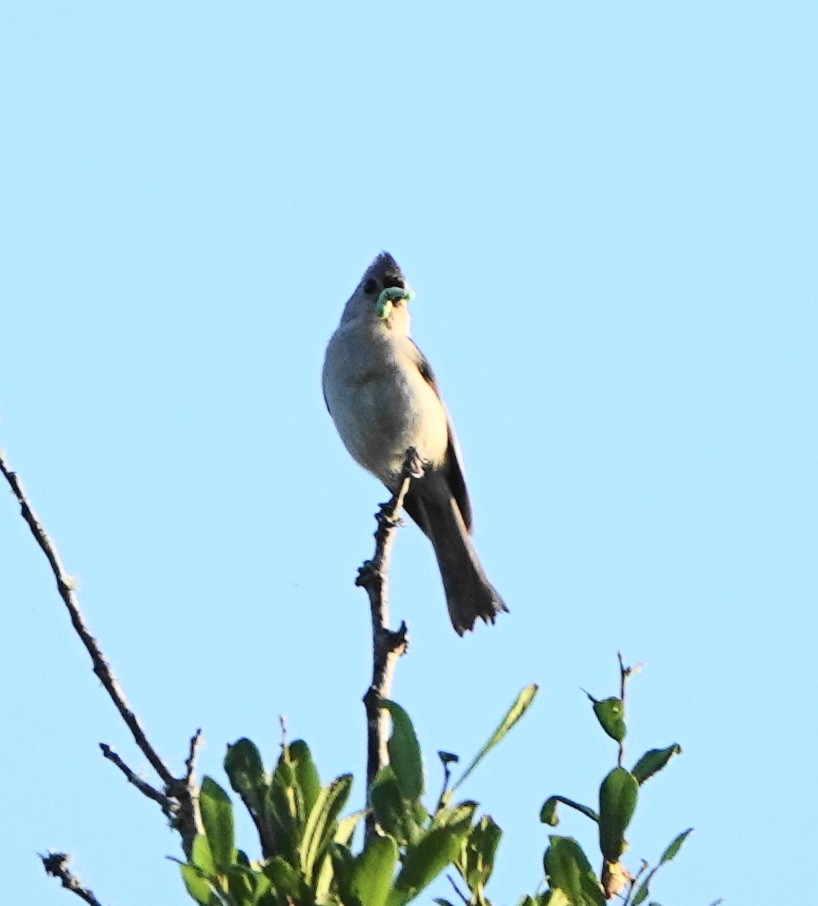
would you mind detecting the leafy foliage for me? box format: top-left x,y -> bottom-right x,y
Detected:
178,687 -> 537,906
538,662 -> 689,904
178,667 -> 694,906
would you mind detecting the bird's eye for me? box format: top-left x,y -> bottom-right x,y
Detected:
363,278 -> 378,294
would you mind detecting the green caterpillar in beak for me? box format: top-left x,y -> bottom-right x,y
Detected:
375,286 -> 414,320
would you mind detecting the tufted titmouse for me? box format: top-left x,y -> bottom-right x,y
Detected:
322,252 -> 507,635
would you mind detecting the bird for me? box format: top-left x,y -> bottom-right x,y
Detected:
322,251 -> 507,635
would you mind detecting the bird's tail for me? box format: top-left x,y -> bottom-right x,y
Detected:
422,497 -> 508,635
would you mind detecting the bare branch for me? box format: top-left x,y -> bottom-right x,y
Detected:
1,451 -> 202,858
446,872 -> 470,905
0,452 -> 174,786
41,853 -> 105,906
169,729 -> 204,849
356,448 -> 420,835
184,728 -> 203,783
616,653 -> 642,768
99,743 -> 172,815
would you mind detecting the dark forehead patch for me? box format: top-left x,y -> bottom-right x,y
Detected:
365,251 -> 405,289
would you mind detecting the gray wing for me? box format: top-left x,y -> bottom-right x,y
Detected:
403,341 -> 474,534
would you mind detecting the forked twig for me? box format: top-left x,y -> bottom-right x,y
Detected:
99,744 -> 170,813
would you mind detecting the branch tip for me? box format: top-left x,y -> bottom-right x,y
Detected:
40,852 -> 104,906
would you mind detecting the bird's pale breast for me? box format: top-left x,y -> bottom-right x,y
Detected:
323,326 -> 448,485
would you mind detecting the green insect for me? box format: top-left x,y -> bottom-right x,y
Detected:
374,286 -> 414,320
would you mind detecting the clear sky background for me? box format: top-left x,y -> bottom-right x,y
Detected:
1,3 -> 816,904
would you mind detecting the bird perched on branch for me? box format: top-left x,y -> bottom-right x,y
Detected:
322,252 -> 507,635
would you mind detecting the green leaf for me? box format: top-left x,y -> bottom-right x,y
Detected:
263,855 -> 310,902
335,810 -> 364,847
276,749 -> 305,824
329,842 -> 357,906
370,767 -> 404,838
453,684 -> 538,790
389,824 -> 471,906
351,834 -> 399,906
431,800 -> 477,831
584,693 -> 626,743
224,859 -> 271,906
598,768 -> 638,861
370,767 -> 424,846
200,776 -> 236,872
382,701 -> 424,801
190,834 -> 216,875
180,863 -> 218,905
540,796 -> 599,826
289,740 -> 322,817
226,864 -> 256,905
543,836 -> 604,906
314,851 -> 336,904
249,872 -> 272,905
542,894 -> 570,906
631,880 -> 649,905
225,739 -> 272,857
266,757 -> 302,864
300,773 -> 353,881
631,745 -> 682,785
458,814 -> 502,893
630,829 -> 692,906
225,738 -> 267,805
659,828 -> 693,864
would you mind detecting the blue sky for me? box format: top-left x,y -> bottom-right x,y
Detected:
1,2 -> 816,904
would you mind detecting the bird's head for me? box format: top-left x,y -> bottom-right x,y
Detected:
346,252 -> 415,327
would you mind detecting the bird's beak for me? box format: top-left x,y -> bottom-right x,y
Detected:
375,287 -> 414,320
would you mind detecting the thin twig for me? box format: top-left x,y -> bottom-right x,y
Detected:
623,859 -> 649,906
616,653 -> 642,768
617,652 -> 631,768
446,872 -> 470,905
1,452 -> 201,860
41,853 -> 104,906
99,743 -> 172,815
169,729 -> 204,851
184,728 -> 203,782
0,452 -> 174,786
357,448 -> 420,835
435,750 -> 459,812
